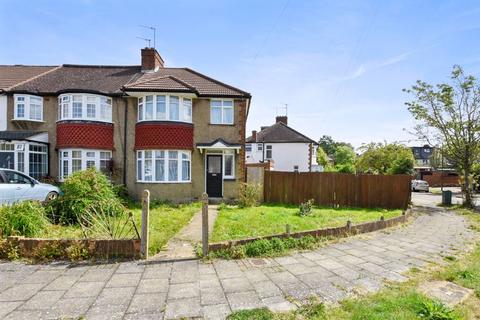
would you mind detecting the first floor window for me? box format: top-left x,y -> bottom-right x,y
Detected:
14,95 -> 43,121
210,99 -> 234,124
257,144 -> 263,151
266,145 -> 273,159
245,144 -> 252,152
59,93 -> 112,122
59,149 -> 112,180
136,150 -> 191,183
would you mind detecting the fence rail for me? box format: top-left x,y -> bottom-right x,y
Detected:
263,171 -> 412,209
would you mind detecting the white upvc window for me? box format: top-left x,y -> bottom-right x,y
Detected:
136,150 -> 191,183
0,142 -> 48,180
14,95 -> 43,121
59,148 -> 112,181
137,95 -> 193,123
223,150 -> 235,179
245,143 -> 252,152
210,99 -> 234,125
266,145 -> 273,159
58,93 -> 112,123
257,144 -> 263,151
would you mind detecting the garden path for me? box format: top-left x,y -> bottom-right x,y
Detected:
153,205 -> 219,260
0,205 -> 476,320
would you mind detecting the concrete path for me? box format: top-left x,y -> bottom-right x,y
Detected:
153,205 -> 219,260
0,206 -> 476,320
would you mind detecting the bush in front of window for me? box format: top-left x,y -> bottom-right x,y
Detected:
47,168 -> 125,225
0,201 -> 49,237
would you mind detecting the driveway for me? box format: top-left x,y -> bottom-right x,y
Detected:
0,205 -> 476,320
411,187 -> 480,207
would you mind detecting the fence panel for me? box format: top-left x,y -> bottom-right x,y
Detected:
263,171 -> 411,209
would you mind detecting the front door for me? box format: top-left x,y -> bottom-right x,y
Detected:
206,155 -> 222,197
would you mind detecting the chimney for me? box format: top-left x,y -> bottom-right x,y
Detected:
141,47 -> 164,71
251,130 -> 257,142
276,116 -> 288,125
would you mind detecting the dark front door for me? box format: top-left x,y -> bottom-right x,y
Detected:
206,155 -> 222,197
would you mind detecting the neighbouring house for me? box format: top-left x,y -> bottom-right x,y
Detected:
411,145 -> 459,187
0,48 -> 251,201
245,116 -> 318,172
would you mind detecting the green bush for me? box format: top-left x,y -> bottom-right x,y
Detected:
238,183 -> 260,208
0,201 -> 49,237
298,199 -> 314,216
47,168 -> 124,225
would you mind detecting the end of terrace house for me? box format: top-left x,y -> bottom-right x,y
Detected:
0,47 -> 251,202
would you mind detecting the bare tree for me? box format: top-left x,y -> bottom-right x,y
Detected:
404,66 -> 480,207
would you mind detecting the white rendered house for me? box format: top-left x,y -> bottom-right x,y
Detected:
246,116 -> 318,172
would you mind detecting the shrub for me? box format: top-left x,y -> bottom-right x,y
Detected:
298,199 -> 314,216
417,300 -> 459,320
65,242 -> 89,261
238,183 -> 260,208
47,168 -> 124,225
0,201 -> 49,237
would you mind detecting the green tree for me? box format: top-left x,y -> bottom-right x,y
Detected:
356,142 -> 414,175
405,66 -> 480,207
316,146 -> 330,167
332,145 -> 356,173
318,135 -> 354,156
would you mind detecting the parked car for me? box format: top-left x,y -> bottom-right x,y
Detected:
411,179 -> 430,192
0,169 -> 60,205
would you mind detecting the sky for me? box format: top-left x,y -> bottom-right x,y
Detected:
1,0 -> 480,148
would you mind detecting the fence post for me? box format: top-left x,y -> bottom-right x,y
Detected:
285,224 -> 291,236
141,190 -> 150,259
202,193 -> 209,257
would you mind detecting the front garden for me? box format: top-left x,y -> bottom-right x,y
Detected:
0,168 -> 199,260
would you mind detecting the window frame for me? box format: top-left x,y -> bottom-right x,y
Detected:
223,151 -> 235,179
13,94 -> 44,122
137,94 -> 193,123
0,142 -> 48,180
265,145 -> 273,159
58,93 -> 112,123
210,99 -> 234,125
58,148 -> 112,181
136,149 -> 191,183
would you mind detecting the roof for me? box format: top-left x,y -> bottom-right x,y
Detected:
0,65 -> 57,91
0,130 -> 46,141
9,64 -> 140,95
124,68 -> 251,98
411,145 -> 433,160
2,64 -> 250,98
246,122 -> 317,144
196,138 -> 242,147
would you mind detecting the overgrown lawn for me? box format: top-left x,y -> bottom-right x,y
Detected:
212,204 -> 402,242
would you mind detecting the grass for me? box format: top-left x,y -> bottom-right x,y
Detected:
40,202 -> 201,255
227,207 -> 480,320
211,204 -> 403,242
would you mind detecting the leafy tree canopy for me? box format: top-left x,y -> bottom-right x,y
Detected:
318,135 -> 354,156
405,65 -> 480,206
356,142 -> 414,175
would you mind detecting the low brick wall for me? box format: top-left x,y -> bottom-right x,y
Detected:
6,236 -> 141,259
208,209 -> 411,252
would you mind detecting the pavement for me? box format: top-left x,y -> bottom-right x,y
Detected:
0,203 -> 476,319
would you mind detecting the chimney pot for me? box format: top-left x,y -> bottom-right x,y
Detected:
141,47 -> 164,71
276,116 -> 288,125
252,130 -> 257,141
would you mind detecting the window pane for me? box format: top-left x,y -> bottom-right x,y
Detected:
155,159 -> 165,181
17,152 -> 24,173
17,104 -> 25,118
145,96 -> 153,120
72,151 -> 81,158
169,96 -> 179,120
72,159 -> 82,172
87,103 -> 96,118
183,98 -> 192,122
144,159 -> 152,181
137,159 -> 142,181
72,101 -> 82,118
223,100 -> 233,107
211,100 -> 222,107
182,160 -> 190,181
211,107 -> 222,124
62,103 -> 69,118
168,158 -> 178,181
138,103 -> 143,121
225,154 -> 234,177
156,96 -> 166,120
223,107 -> 233,124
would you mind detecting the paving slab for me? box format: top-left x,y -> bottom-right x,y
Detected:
419,281 -> 474,307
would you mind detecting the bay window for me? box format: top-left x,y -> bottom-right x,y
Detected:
0,142 -> 48,179
14,95 -> 43,121
137,150 -> 191,183
59,149 -> 112,180
210,99 -> 234,125
137,95 -> 192,123
58,94 -> 112,122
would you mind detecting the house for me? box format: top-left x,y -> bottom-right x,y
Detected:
411,145 -> 459,186
0,48 -> 251,201
245,116 -> 318,172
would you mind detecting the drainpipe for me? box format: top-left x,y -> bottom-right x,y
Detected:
123,98 -> 128,185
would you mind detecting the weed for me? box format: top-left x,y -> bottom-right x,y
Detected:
238,183 -> 260,208
417,299 -> 459,320
299,199 -> 315,216
227,308 -> 274,320
65,242 -> 89,261
0,201 -> 49,237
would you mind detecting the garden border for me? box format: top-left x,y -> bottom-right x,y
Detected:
208,208 -> 412,252
5,236 -> 141,259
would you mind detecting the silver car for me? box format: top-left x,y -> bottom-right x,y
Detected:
0,169 -> 60,205
411,179 -> 430,192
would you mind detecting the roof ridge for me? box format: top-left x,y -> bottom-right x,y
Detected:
183,67 -> 251,97
0,64 -> 59,67
62,64 -> 140,69
276,122 -> 318,144
167,75 -> 198,93
7,65 -> 62,91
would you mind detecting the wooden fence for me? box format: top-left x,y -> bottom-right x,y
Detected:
264,171 -> 412,209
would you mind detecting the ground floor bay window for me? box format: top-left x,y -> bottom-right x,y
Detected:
59,149 -> 112,180
0,142 -> 48,180
136,150 -> 191,183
